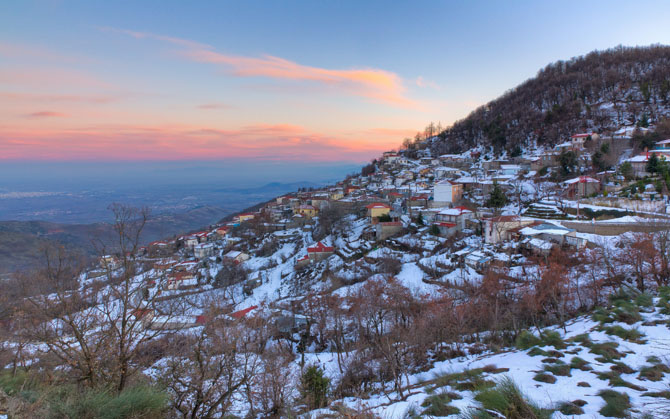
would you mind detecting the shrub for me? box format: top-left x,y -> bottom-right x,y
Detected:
532,373 -> 557,384
471,377 -> 552,419
569,357 -> 592,371
421,392 -> 460,416
642,390 -> 670,399
527,347 -> 549,357
570,333 -> 593,347
592,307 -> 614,324
589,342 -> 624,362
598,390 -> 631,417
516,330 -> 542,350
639,364 -> 670,381
543,363 -> 571,377
0,370 -> 38,397
635,292 -> 653,308
646,355 -> 662,364
602,325 -> 645,343
541,331 -> 566,349
610,362 -> 635,375
558,401 -> 585,415
301,365 -> 330,410
596,371 -> 646,391
49,385 -> 167,419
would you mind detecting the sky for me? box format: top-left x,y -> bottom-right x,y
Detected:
2,0 -> 670,164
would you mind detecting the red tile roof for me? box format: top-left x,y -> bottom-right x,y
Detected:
307,241 -> 335,253
230,305 -> 258,319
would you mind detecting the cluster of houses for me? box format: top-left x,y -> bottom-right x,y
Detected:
99,128 -> 670,331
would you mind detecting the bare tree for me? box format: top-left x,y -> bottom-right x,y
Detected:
22,204 -> 181,392
159,319 -> 261,418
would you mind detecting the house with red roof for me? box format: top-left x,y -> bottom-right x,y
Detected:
307,241 -> 335,261
229,305 -> 258,319
563,176 -> 600,198
375,221 -> 403,241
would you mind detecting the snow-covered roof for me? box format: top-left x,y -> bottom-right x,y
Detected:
438,207 -> 472,216
563,176 -> 599,184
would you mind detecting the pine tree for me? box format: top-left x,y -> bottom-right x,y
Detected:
486,181 -> 508,210
647,153 -> 659,174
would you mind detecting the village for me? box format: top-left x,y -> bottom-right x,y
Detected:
8,123 -> 669,418
84,126 -> 670,334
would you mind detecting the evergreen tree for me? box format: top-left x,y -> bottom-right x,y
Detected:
559,150 -> 577,176
619,161 -> 633,180
647,153 -> 659,174
301,365 -> 329,410
486,181 -> 508,210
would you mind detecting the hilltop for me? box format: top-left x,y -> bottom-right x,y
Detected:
431,44 -> 670,156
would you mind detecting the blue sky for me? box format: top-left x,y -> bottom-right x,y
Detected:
1,0 -> 670,162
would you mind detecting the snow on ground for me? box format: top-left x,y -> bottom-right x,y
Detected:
331,297 -> 670,418
394,262 -> 443,296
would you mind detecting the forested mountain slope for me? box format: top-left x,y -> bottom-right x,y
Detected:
431,45 -> 670,155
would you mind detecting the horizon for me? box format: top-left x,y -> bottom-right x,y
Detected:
2,1 -> 670,164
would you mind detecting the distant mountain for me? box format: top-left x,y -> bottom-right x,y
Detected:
0,205 -> 231,274
431,45 -> 670,156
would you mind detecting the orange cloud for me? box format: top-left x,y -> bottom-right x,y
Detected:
108,28 -> 419,108
184,50 -> 416,107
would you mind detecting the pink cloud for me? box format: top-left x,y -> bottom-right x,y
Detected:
97,27 -> 212,50
415,76 -> 440,90
1,92 -> 118,104
0,69 -> 114,89
196,102 -> 231,110
0,123 -> 407,162
24,111 -> 68,118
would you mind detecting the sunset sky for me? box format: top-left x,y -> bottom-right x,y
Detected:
2,0 -> 670,163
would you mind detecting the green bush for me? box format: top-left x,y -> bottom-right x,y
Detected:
596,371 -> 646,391
558,401 -> 584,415
569,357 -> 592,371
589,342 -> 624,362
532,373 -> 557,384
301,365 -> 330,410
635,292 -> 653,308
0,370 -> 38,397
471,377 -> 552,419
602,325 -> 646,343
598,390 -> 631,417
49,385 -> 167,419
639,364 -> 670,381
543,363 -> 571,377
570,333 -> 593,347
592,307 -> 614,324
540,331 -> 566,349
421,392 -> 460,416
527,347 -> 549,357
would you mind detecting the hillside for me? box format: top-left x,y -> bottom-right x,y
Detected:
431,45 -> 670,156
6,46 -> 670,418
0,205 -> 230,274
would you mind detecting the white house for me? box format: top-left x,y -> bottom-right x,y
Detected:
433,180 -> 463,206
